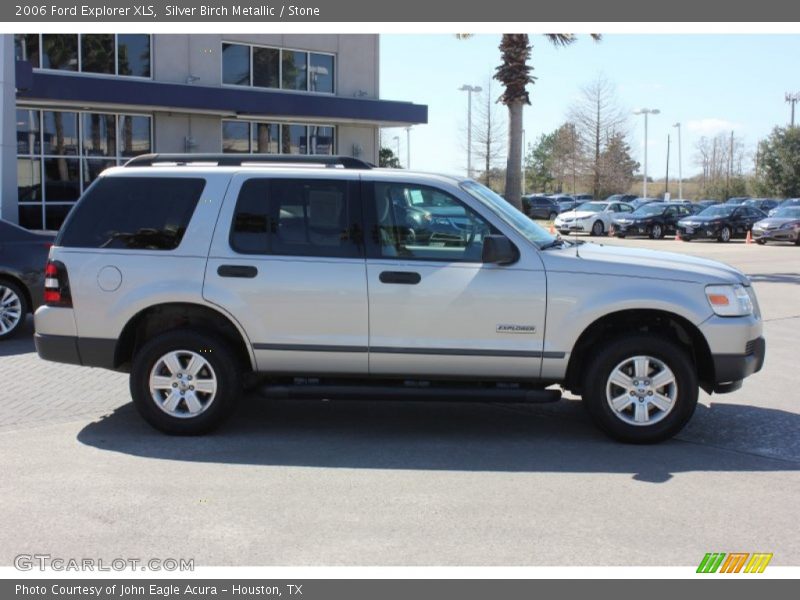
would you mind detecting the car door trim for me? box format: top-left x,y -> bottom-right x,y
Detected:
253,342 -> 564,359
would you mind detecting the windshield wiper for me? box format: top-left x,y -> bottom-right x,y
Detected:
539,238 -> 569,250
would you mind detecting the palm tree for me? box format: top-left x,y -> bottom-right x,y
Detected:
461,34 -> 599,210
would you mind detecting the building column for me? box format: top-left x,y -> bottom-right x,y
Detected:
0,35 -> 18,223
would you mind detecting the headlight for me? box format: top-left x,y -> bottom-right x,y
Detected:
705,284 -> 754,317
779,222 -> 796,229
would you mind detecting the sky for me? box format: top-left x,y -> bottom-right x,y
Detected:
379,34 -> 800,184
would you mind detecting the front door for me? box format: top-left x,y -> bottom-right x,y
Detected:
204,173 -> 369,374
363,180 -> 548,380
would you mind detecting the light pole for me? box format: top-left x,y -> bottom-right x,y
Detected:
405,126 -> 411,169
392,135 -> 401,166
634,108 -> 660,197
673,122 -> 683,199
459,84 -> 482,178
521,128 -> 526,195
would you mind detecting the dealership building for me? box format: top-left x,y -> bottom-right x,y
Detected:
0,34 -> 427,230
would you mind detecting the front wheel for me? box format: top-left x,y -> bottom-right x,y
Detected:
130,329 -> 243,435
717,226 -> 731,243
591,220 -> 604,236
649,223 -> 664,239
582,334 -> 698,443
756,239 -> 766,245
548,212 -> 558,221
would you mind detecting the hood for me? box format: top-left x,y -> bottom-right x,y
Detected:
755,217 -> 800,228
541,242 -> 747,285
679,214 -> 727,224
557,210 -> 598,220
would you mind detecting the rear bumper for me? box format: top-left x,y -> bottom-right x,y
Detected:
710,336 -> 766,393
35,333 -> 117,370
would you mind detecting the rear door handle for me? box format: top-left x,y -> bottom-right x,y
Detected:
217,265 -> 258,278
379,271 -> 421,285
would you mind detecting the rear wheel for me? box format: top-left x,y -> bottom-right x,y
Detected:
130,329 -> 242,435
0,280 -> 27,340
548,212 -> 558,221
717,226 -> 731,243
582,334 -> 698,443
591,220 -> 604,236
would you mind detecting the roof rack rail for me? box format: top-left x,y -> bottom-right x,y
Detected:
123,154 -> 373,169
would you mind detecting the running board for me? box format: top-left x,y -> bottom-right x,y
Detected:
257,383 -> 561,403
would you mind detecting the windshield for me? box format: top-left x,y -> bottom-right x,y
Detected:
774,207 -> 800,219
699,205 -> 736,218
461,180 -> 556,248
632,204 -> 665,216
575,202 -> 605,212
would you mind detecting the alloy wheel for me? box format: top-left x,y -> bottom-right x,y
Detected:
605,355 -> 678,426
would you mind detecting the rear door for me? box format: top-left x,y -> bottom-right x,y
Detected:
204,172 -> 368,374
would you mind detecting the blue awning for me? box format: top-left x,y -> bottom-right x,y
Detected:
15,62 -> 427,126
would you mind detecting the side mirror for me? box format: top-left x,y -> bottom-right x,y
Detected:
482,234 -> 518,265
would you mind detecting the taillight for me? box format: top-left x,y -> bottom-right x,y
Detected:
44,260 -> 72,307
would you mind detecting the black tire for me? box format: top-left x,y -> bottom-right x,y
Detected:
582,334 -> 698,443
591,220 -> 604,236
717,226 -> 731,243
616,234 -> 626,239
548,212 -> 558,221
756,239 -> 766,245
130,329 -> 243,435
649,223 -> 664,239
0,279 -> 28,340
681,236 -> 692,242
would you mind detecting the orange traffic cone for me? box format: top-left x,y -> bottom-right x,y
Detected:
549,223 -> 556,234
609,224 -> 614,236
674,230 -> 680,241
746,230 -> 753,244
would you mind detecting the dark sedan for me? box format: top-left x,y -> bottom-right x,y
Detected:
0,219 -> 55,339
752,206 -> 800,245
524,195 -> 561,220
745,198 -> 780,214
676,204 -> 766,243
611,202 -> 694,239
768,198 -> 800,216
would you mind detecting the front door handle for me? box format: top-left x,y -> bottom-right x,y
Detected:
218,265 -> 258,278
379,271 -> 421,285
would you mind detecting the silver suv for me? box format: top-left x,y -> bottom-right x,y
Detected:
34,155 -> 765,443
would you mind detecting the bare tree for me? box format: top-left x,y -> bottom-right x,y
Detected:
568,76 -> 629,198
693,132 -> 749,198
470,81 -> 507,187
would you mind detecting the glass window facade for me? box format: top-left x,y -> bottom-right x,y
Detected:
16,109 -> 152,231
221,42 -> 335,94
309,53 -> 335,94
222,121 -> 335,156
117,34 -> 151,77
14,34 -> 151,78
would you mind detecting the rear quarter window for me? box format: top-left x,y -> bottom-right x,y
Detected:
58,176 -> 206,250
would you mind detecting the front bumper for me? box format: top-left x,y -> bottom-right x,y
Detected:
613,223 -> 647,236
751,227 -> 799,242
709,336 -> 766,393
678,224 -> 720,239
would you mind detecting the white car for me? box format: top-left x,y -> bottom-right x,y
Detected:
554,201 -> 635,236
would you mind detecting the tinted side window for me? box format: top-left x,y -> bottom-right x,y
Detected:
59,177 -> 205,250
371,182 -> 495,262
230,178 -> 359,258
